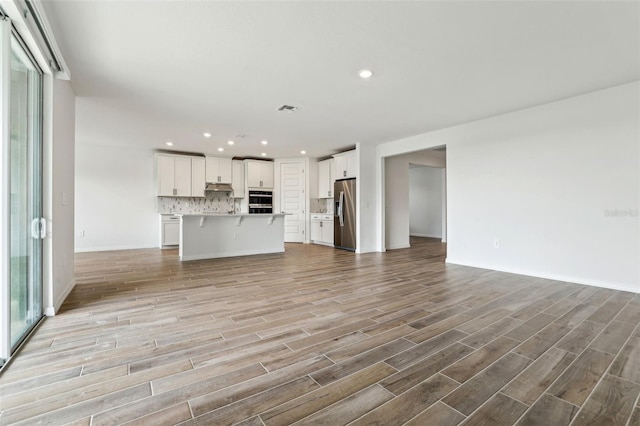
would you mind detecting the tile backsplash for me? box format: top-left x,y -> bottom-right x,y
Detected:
160,195 -> 332,215
158,194 -> 235,214
310,198 -> 334,214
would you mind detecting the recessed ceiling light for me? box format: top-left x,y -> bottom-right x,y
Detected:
359,69 -> 373,79
227,140 -> 234,145
218,147 -> 224,152
300,150 -> 306,155
261,140 -> 268,145
166,141 -> 173,146
261,153 -> 267,157
203,132 -> 211,138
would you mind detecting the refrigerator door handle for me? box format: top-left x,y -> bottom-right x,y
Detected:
339,191 -> 345,227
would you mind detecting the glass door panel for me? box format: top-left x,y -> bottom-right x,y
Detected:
9,33 -> 43,349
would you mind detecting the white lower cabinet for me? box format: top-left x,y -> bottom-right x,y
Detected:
310,214 -> 334,246
321,215 -> 334,244
160,215 -> 180,247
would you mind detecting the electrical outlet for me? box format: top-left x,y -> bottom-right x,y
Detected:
494,239 -> 500,248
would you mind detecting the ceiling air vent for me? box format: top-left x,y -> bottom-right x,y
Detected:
278,105 -> 299,112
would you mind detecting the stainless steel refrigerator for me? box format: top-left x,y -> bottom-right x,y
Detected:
334,178 -> 356,251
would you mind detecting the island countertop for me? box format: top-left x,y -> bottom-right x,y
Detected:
173,212 -> 286,217
178,213 -> 286,261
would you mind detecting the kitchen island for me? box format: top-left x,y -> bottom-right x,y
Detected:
178,213 -> 286,261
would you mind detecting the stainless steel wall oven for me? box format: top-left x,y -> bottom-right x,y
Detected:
248,190 -> 273,214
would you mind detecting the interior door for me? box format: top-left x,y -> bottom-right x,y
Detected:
280,161 -> 305,243
1,26 -> 44,365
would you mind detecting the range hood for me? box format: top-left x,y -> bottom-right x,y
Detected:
205,182 -> 233,192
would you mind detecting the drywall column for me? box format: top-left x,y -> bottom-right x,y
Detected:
357,143 -> 378,253
47,78 -> 76,314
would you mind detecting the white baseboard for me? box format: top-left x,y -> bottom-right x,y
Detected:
445,258 -> 640,294
181,248 -> 285,261
410,233 -> 442,239
386,244 -> 411,250
311,241 -> 334,247
75,244 -> 158,253
45,278 -> 76,316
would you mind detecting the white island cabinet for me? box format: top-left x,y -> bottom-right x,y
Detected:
179,213 -> 286,261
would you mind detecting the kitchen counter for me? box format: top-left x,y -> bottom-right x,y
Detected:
178,213 -> 286,261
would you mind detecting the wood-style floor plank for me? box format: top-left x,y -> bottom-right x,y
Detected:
442,352 -> 531,415
609,334 -> 640,384
0,238 -> 638,425
462,393 -> 527,426
380,342 -> 474,396
403,401 -> 466,426
290,384 -> 394,426
502,347 -> 577,406
572,374 -> 640,426
260,362 -> 395,425
548,348 -> 615,406
515,393 -> 578,426
349,373 -> 459,426
442,336 -> 520,383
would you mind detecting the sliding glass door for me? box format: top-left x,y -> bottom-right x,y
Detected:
1,19 -> 44,367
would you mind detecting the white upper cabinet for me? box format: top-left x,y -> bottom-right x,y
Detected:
157,154 -> 192,196
157,155 -> 176,196
246,160 -> 274,189
333,150 -> 357,179
191,157 -> 206,197
317,158 -> 334,198
232,160 -> 245,198
205,156 -> 232,183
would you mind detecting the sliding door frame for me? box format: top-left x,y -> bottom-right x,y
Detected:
0,15 -> 45,368
0,15 -> 11,366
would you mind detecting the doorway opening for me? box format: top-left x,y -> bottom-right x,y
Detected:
384,146 -> 446,258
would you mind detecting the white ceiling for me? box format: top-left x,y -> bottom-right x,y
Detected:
41,1 -> 639,160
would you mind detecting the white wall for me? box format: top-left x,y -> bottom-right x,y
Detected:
46,78 -> 76,314
410,166 -> 443,238
378,82 -> 640,291
75,143 -> 158,252
385,151 -> 446,250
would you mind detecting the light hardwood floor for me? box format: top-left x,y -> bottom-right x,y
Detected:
1,238 -> 639,425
